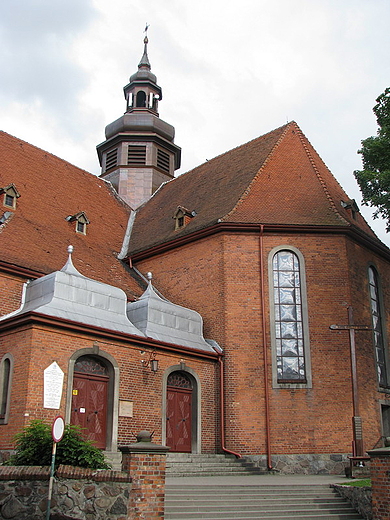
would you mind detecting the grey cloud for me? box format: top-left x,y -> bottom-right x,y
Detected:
0,0 -> 98,126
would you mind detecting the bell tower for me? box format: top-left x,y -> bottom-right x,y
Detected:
97,30 -> 181,209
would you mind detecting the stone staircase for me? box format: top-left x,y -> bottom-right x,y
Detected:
166,453 -> 266,477
164,483 -> 365,520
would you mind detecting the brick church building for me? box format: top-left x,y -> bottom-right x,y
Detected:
0,35 -> 389,474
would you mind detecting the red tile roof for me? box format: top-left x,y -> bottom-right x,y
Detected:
0,131 -> 141,299
127,122 -> 378,256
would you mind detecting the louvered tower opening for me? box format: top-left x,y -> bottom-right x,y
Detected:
157,149 -> 170,173
128,145 -> 146,165
105,148 -> 118,171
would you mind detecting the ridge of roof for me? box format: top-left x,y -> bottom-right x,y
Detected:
172,122 -> 290,183
294,124 -> 378,236
295,124 -> 348,225
293,127 -> 379,238
221,122 -> 293,222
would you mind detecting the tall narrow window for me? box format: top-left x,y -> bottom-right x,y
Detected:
368,266 -> 388,387
272,249 -> 309,384
0,355 -> 12,424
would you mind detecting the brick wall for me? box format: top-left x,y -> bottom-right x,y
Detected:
134,229 -> 390,459
0,320 -> 219,457
0,272 -> 26,317
368,447 -> 390,520
121,446 -> 167,520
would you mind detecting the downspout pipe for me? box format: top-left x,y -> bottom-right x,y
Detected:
211,347 -> 242,459
259,224 -> 273,470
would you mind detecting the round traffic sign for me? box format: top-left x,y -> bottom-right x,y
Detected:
52,416 -> 65,443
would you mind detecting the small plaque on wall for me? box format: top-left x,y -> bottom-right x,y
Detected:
44,362 -> 64,409
119,400 -> 134,417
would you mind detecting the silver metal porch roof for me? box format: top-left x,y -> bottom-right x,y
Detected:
2,248 -> 218,354
126,277 -> 216,353
5,247 -> 143,336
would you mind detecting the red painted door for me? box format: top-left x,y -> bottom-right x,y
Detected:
166,387 -> 192,452
71,373 -> 108,449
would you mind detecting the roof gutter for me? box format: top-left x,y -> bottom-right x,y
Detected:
129,222 -> 390,263
0,312 -> 219,362
0,260 -> 45,279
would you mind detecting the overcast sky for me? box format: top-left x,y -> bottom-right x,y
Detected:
1,0 -> 389,245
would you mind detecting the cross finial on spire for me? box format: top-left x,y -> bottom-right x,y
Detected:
139,24 -> 151,69
144,23 -> 150,45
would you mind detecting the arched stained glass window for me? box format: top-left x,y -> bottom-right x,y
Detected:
368,266 -> 388,387
272,250 -> 306,383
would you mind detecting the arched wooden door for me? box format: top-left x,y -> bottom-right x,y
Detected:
166,372 -> 193,452
71,356 -> 109,449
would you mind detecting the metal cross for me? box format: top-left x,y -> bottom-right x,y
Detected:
330,306 -> 371,457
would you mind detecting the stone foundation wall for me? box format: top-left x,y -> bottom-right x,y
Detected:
245,453 -> 350,474
0,465 -> 132,520
332,484 -> 372,520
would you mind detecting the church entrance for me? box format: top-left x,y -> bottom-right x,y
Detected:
166,371 -> 193,452
71,356 -> 109,449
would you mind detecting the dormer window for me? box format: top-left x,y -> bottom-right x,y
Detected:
65,212 -> 90,235
341,199 -> 360,220
0,184 -> 20,210
173,206 -> 196,230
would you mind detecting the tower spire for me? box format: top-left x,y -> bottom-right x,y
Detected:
96,28 -> 181,209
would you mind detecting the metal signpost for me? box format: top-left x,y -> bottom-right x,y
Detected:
46,416 -> 65,520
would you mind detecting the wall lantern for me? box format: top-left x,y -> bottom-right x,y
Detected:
141,350 -> 159,373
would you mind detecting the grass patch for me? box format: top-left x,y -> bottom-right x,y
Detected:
341,479 -> 371,487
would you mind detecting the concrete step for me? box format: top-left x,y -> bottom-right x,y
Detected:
166,484 -> 337,495
164,484 -> 364,520
166,453 -> 264,477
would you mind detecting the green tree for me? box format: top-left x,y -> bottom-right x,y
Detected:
354,87 -> 390,231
